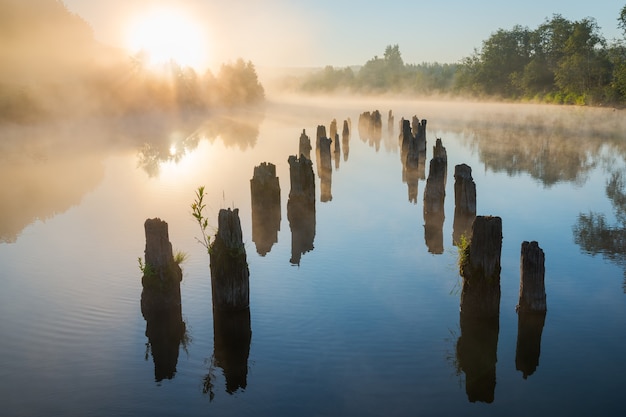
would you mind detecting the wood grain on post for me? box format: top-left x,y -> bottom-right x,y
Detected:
209,208 -> 250,312
517,241 -> 547,313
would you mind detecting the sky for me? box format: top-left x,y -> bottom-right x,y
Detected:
63,0 -> 625,71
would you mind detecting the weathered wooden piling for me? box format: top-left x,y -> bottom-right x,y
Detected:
459,216 -> 503,318
141,218 -> 182,315
329,118 -> 337,143
358,110 -> 382,143
514,241 -> 547,378
287,155 -> 316,265
315,125 -> 326,148
454,164 -> 477,217
342,119 -> 350,162
400,119 -> 419,204
141,218 -> 185,382
516,241 -> 547,313
334,133 -> 341,170
387,110 -> 394,136
298,129 -> 312,160
209,208 -> 249,312
423,149 -> 447,254
250,162 -> 281,256
453,164 -> 477,245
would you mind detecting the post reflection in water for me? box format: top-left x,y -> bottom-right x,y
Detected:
515,312 -> 546,379
143,303 -> 187,382
456,313 -> 499,403
204,308 -> 252,399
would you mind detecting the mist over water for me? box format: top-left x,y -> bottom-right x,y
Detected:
1,91 -> 626,416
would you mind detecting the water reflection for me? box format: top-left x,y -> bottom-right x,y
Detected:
204,308 -> 252,399
455,111 -> 608,187
456,313 -> 499,403
573,170 -> 626,292
137,111 -> 263,177
515,312 -> 546,379
0,125 -> 104,243
143,303 -> 187,382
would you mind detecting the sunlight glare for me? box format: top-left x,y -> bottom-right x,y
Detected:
126,7 -> 209,71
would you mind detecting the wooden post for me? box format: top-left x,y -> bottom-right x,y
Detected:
141,218 -> 182,315
342,119 -> 350,162
517,241 -> 547,313
460,216 -> 503,318
423,148 -> 447,254
334,133 -> 341,170
319,135 -> 333,203
209,208 -> 249,312
287,155 -> 316,265
453,164 -> 477,245
400,119 -> 419,204
329,118 -> 337,143
298,129 -> 312,160
387,109 -> 394,137
141,218 -> 185,382
250,162 -> 281,256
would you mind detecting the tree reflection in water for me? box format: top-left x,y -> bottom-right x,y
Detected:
574,171 -> 626,292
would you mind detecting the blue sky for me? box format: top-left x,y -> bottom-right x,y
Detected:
63,0 -> 625,70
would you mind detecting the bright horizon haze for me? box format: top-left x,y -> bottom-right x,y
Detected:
64,0 -> 624,72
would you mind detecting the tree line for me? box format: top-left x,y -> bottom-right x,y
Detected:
296,8 -> 626,106
0,0 -> 265,124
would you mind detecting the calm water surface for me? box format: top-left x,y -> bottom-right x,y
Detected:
1,98 -> 625,416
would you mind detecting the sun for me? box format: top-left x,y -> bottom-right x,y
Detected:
126,7 -> 209,71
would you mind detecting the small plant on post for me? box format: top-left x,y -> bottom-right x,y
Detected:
191,186 -> 212,254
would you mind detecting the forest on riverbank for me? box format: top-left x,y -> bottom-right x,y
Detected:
290,8 -> 626,106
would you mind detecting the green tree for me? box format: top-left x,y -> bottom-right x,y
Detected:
554,18 -> 610,103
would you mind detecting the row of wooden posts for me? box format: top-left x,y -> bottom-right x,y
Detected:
138,110 -> 547,391
140,111 -> 548,317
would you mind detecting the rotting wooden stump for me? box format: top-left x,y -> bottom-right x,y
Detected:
423,152 -> 447,254
287,154 -> 316,265
460,216 -> 503,318
454,164 -> 476,217
209,208 -> 250,312
141,218 -> 185,381
453,164 -> 477,245
141,218 -> 182,317
250,162 -> 281,256
342,120 -> 350,162
298,129 -> 312,160
516,241 -> 547,313
329,118 -> 337,143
